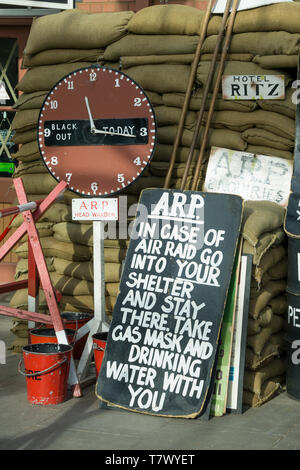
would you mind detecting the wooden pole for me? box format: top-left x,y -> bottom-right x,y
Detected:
191,0 -> 240,192
163,0 -> 216,190
180,0 -> 233,191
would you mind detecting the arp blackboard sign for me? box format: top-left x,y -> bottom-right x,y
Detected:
0,1 -> 73,9
96,189 -> 243,418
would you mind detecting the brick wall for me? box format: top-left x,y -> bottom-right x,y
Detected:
76,0 -> 208,13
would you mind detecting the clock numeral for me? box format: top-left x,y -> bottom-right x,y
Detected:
90,72 -> 97,82
44,128 -> 51,138
140,127 -> 147,137
133,97 -> 142,107
65,173 -> 72,182
67,81 -> 74,90
115,78 -> 120,88
133,157 -> 141,166
91,182 -> 98,194
117,174 -> 125,183
51,156 -> 58,165
50,100 -> 58,109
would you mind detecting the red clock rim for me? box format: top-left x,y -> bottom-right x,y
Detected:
37,64 -> 157,198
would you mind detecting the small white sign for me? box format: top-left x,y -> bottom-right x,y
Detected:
72,198 -> 118,221
222,75 -> 285,100
0,0 -> 73,9
213,0 -> 292,13
0,82 -> 9,101
203,147 -> 293,207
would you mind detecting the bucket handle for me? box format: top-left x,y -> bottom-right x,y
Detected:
18,357 -> 67,378
93,344 -> 105,352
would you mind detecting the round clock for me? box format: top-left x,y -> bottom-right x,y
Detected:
37,65 -> 157,197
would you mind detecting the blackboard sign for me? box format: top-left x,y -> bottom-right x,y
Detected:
287,238 -> 300,294
0,0 -> 73,9
96,189 -> 243,418
285,54 -> 300,237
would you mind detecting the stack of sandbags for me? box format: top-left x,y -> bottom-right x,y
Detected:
241,201 -> 288,407
8,9 -> 135,351
120,4 -> 298,172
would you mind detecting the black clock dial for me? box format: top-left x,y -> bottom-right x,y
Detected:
43,118 -> 149,146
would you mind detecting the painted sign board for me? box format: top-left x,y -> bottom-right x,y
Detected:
0,0 -> 73,9
96,188 -> 243,418
210,248 -> 241,417
204,147 -> 293,207
226,254 -> 251,414
72,198 -> 118,221
222,75 -> 285,101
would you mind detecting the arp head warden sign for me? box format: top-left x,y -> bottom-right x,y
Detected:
96,189 -> 243,418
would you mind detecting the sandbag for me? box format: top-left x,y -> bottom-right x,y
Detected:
207,110 -> 295,141
242,200 -> 285,247
125,64 -> 191,94
242,228 -> 286,266
24,9 -> 134,55
243,359 -> 286,395
247,307 -> 273,335
15,237 -> 93,261
162,91 -> 257,113
11,129 -> 37,145
241,128 -> 294,152
103,34 -> 199,61
52,257 -> 122,283
253,54 -> 298,70
245,145 -> 293,161
17,62 -> 93,93
127,4 -> 205,36
242,379 -> 282,407
254,246 -> 287,284
13,91 -> 48,111
224,3 -> 300,35
11,109 -> 40,132
245,343 -> 281,371
121,54 -> 195,68
268,295 -> 287,316
202,31 -> 300,56
249,280 -> 287,319
14,173 -> 57,195
157,125 -> 247,152
23,48 -> 104,68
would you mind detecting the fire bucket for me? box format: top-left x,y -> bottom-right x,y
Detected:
61,312 -> 92,360
92,332 -> 107,378
19,343 -> 72,405
30,328 -> 76,346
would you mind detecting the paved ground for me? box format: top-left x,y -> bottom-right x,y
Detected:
1,293 -> 300,452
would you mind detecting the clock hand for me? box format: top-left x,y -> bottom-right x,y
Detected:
92,128 -> 136,138
84,96 -> 96,132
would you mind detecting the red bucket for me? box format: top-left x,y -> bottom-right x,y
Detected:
61,312 -> 92,360
92,332 -> 107,378
19,343 -> 72,405
30,328 -> 76,346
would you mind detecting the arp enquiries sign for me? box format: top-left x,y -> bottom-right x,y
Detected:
0,0 -> 73,9
204,147 -> 293,207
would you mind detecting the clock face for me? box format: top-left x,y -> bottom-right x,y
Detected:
38,66 -> 157,196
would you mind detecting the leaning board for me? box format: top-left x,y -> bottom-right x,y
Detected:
96,189 -> 243,418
